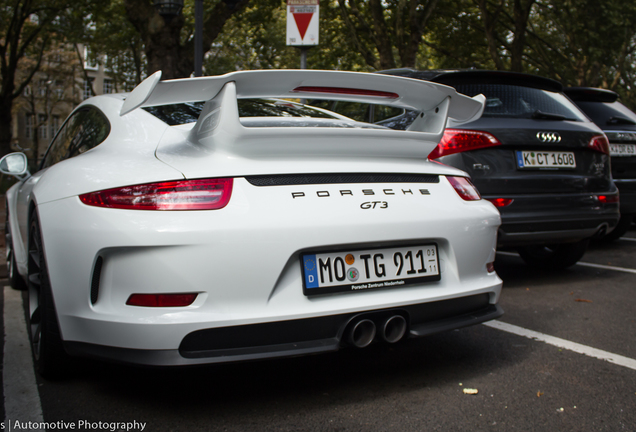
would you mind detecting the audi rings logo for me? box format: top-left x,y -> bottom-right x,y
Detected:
536,132 -> 562,143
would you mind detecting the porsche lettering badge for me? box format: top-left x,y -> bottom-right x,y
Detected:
291,188 -> 431,199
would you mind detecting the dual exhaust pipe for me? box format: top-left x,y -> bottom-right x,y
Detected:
346,315 -> 408,348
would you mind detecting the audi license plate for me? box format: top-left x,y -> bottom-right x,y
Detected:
610,143 -> 636,157
516,151 -> 576,169
301,244 -> 440,295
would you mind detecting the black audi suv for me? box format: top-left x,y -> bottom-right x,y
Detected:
374,70 -> 620,269
564,87 -> 636,241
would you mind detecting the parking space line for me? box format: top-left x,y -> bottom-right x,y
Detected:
496,251 -> 636,274
484,320 -> 636,371
575,261 -> 636,274
3,286 -> 44,425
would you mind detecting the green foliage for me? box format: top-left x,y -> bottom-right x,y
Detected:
59,0 -> 145,89
333,0 -> 441,70
205,0 -> 294,74
422,0 -> 496,70
527,0 -> 636,108
5,0 -> 634,110
204,0 -> 368,74
308,1 -> 371,71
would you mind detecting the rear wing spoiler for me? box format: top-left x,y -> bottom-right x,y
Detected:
121,70 -> 484,157
122,70 -> 483,126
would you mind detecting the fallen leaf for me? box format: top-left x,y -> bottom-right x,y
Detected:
537,391 -> 544,397
463,388 -> 478,395
575,298 -> 592,303
569,291 -> 574,295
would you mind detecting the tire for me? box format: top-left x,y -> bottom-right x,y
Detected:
599,215 -> 633,243
517,239 -> 590,270
5,207 -> 27,290
27,214 -> 69,379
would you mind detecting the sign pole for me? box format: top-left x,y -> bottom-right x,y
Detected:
300,47 -> 308,69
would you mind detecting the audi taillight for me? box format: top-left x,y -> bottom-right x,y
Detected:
448,176 -> 481,201
429,129 -> 502,159
597,194 -> 619,204
79,178 -> 233,210
487,198 -> 514,208
588,135 -> 610,154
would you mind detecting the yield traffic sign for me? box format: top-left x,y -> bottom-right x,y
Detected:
286,0 -> 319,46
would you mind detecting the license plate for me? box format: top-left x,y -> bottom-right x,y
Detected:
516,151 -> 576,169
610,143 -> 636,157
301,244 -> 440,295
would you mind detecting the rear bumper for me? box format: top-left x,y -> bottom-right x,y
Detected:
614,179 -> 636,215
64,294 -> 503,366
497,222 -> 613,246
490,192 -> 620,247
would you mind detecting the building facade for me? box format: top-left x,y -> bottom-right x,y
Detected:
11,44 -> 115,167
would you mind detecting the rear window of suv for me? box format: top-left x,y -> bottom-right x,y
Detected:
453,84 -> 587,121
575,101 -> 636,131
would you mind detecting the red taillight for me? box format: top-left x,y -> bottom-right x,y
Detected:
79,178 -> 233,210
588,135 -> 610,154
487,198 -> 514,208
429,129 -> 502,159
126,293 -> 198,307
447,176 -> 481,201
597,194 -> 619,204
291,86 -> 399,99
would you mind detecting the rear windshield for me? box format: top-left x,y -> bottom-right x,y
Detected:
144,99 -> 337,126
574,101 -> 636,131
454,84 -> 587,121
309,100 -> 404,123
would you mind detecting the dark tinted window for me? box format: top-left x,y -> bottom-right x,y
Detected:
454,84 -> 587,121
575,101 -> 636,131
144,99 -> 337,126
309,100 -> 403,123
41,106 -> 110,169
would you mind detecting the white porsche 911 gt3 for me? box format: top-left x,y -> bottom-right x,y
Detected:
1,70 -> 502,378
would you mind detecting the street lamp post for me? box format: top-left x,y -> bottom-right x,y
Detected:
194,0 -> 203,77
152,0 -> 184,19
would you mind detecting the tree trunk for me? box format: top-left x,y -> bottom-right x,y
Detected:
125,0 -> 188,80
510,0 -> 535,72
369,0 -> 396,69
125,0 -> 249,80
0,98 -> 15,158
146,15 -> 189,79
400,0 -> 438,68
475,0 -> 506,70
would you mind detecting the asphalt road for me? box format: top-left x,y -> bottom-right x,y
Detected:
2,214 -> 635,431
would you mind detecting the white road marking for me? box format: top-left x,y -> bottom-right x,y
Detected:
619,237 -> 636,242
575,261 -> 636,274
496,251 -> 636,274
494,251 -> 519,257
3,286 -> 44,425
484,320 -> 636,371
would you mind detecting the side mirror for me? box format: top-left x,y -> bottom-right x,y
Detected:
0,152 -> 29,178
